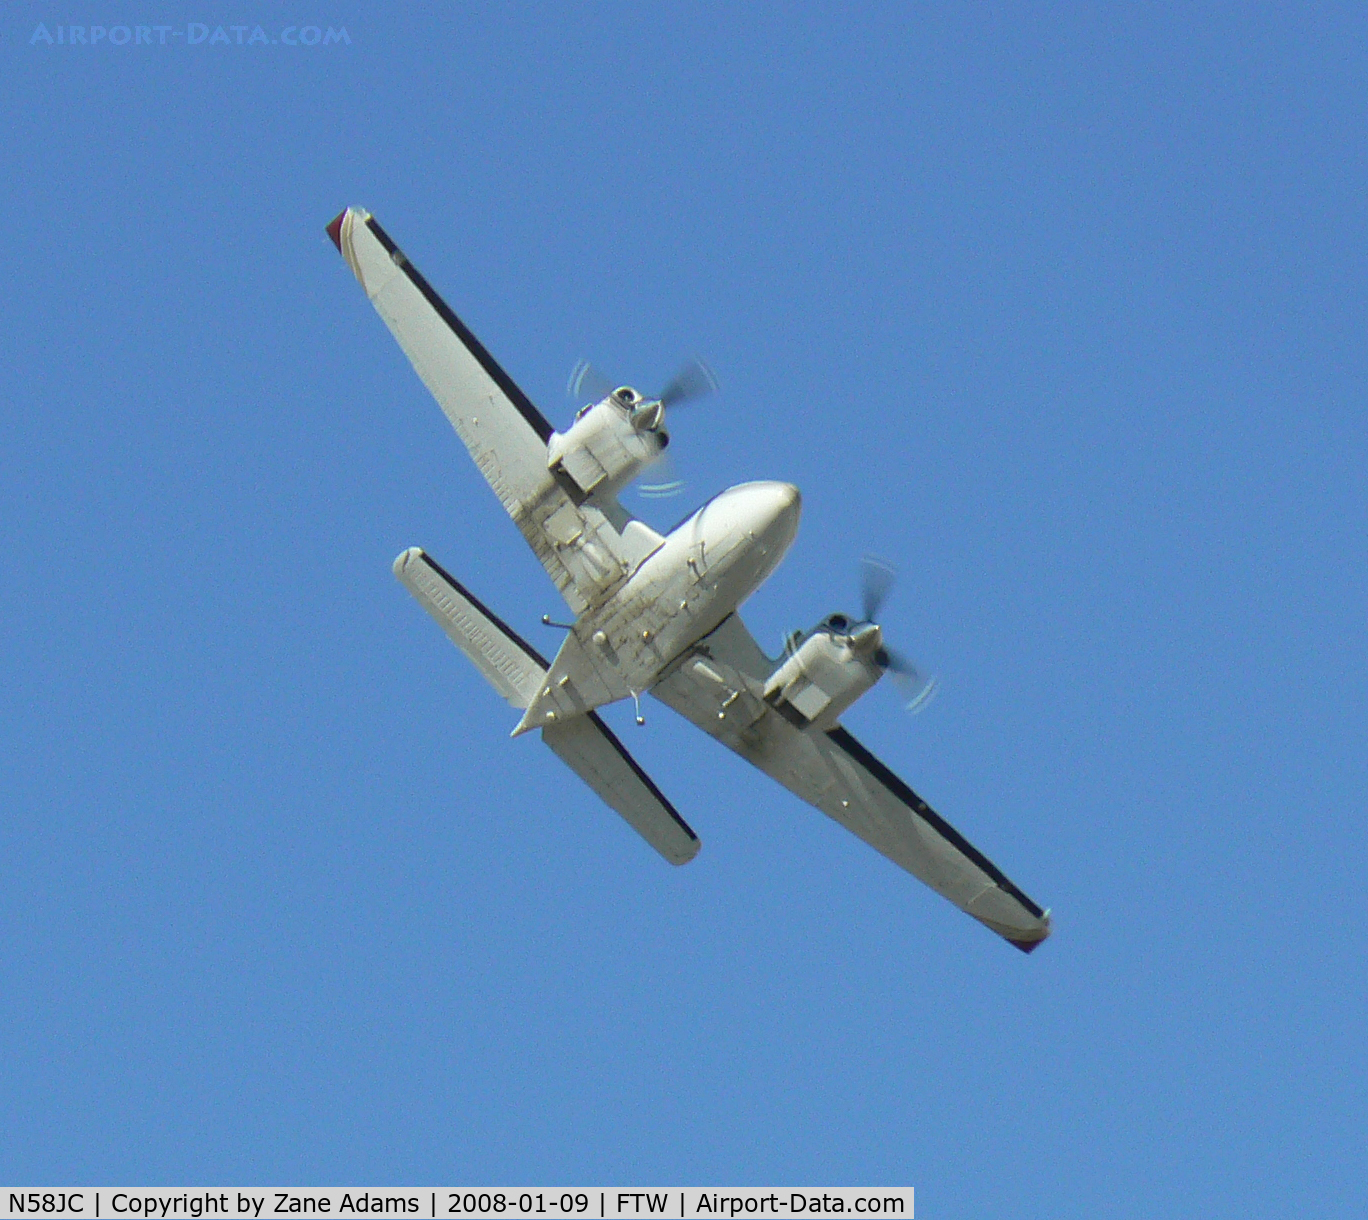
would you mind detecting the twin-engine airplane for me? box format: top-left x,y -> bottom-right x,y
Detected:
327,207 -> 1052,953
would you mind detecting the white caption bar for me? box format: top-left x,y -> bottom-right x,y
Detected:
0,1192 -> 912,1220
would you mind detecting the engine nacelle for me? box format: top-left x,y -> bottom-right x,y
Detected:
763,616 -> 882,731
547,389 -> 666,505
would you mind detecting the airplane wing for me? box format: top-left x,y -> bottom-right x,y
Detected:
329,207 -> 662,615
650,615 -> 1052,951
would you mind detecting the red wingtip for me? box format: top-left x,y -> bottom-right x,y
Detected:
325,209 -> 346,252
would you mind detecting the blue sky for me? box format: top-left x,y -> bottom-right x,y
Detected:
3,2 -> 1365,1212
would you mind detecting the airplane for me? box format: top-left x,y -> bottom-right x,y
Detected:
326,207 -> 1052,953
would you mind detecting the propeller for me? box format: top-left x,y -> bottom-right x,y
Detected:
658,356 -> 719,409
566,358 -> 617,404
860,557 -> 898,624
566,356 -> 719,499
875,641 -> 940,713
852,557 -> 940,713
567,356 -> 717,414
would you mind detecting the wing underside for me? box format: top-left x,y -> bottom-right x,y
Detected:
651,616 -> 1052,951
330,207 -> 660,614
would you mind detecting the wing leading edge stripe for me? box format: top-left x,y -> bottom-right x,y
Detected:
362,216 -> 557,444
824,726 -> 1046,920
585,711 -> 699,842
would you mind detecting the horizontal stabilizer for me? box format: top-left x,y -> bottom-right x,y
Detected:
392,548 -> 696,864
392,547 -> 546,709
542,713 -> 701,865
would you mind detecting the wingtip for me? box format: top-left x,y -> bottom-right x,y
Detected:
392,545 -> 425,578
667,839 -> 703,866
325,209 -> 347,251
1008,909 -> 1053,955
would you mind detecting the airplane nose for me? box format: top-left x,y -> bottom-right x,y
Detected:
765,481 -> 802,551
722,480 -> 801,551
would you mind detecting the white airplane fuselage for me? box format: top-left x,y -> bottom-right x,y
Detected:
627,478 -> 801,661
514,480 -> 800,732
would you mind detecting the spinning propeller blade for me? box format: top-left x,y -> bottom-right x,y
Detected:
874,643 -> 940,713
658,356 -> 719,409
861,556 -> 898,623
637,451 -> 686,499
566,359 -> 617,404
567,356 -> 718,412
856,557 -> 939,714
